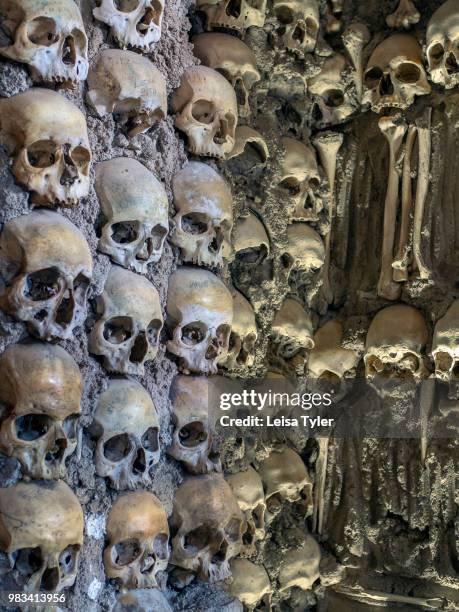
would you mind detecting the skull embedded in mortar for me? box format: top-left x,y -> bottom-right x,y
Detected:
272,0 -> 320,57
91,379 -> 160,490
196,0 -> 266,31
166,267 -> 233,374
278,534 -> 321,592
93,0 -> 164,50
0,89 -> 91,206
192,33 -> 260,118
281,222 -> 325,287
226,558 -> 272,610
0,480 -> 83,593
0,0 -> 88,83
172,66 -> 238,159
225,290 -> 258,370
0,210 -> 92,340
170,473 -> 245,582
0,343 -> 81,480
170,162 -> 233,268
104,490 -> 170,589
96,157 -> 169,273
168,375 -> 222,474
432,300 -> 459,393
89,265 -> 163,375
87,49 -> 167,137
113,589 -> 173,612
426,0 -> 459,89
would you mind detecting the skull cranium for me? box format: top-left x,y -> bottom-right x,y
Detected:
273,0 -> 320,57
225,290 -> 257,370
432,300 -> 459,391
226,559 -> 272,611
196,0 -> 266,31
426,0 -> 459,89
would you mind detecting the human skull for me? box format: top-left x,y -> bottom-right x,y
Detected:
228,125 -> 269,166
196,0 -> 266,31
92,379 -> 160,490
0,89 -> 91,206
279,137 -> 323,221
281,223 -> 325,286
172,66 -> 238,159
0,0 -> 88,83
170,473 -> 245,582
226,466 -> 266,554
89,265 -> 163,375
225,290 -> 257,370
113,589 -> 172,612
87,49 -> 167,137
308,320 -> 359,381
258,447 -> 313,522
232,211 -> 272,294
432,300 -> 459,389
363,34 -> 431,112
193,33 -> 260,117
166,267 -> 233,374
0,480 -> 83,592
364,304 -> 429,380
168,375 -> 221,474
226,559 -> 272,611
96,157 -> 169,273
93,0 -> 164,50
426,0 -> 459,89
170,162 -> 233,268
0,343 -> 81,480
0,210 -> 92,340
273,0 -> 320,57
278,535 -> 321,592
104,491 -> 169,589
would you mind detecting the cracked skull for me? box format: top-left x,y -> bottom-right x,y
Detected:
171,162 -> 233,268
87,49 -> 167,137
0,210 -> 92,340
426,0 -> 459,89
92,379 -> 160,490
0,0 -> 88,83
89,266 -> 163,375
0,89 -> 91,205
172,66 -> 238,159
0,343 -> 81,480
273,0 -> 320,56
166,267 -> 233,374
225,290 -> 257,370
168,375 -> 221,474
432,300 -> 459,388
104,491 -> 169,589
93,0 -> 164,50
96,157 -> 169,273
0,480 -> 83,593
196,0 -> 266,31
170,473 -> 245,582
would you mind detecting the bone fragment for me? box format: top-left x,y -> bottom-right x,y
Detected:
334,585 -> 445,610
413,108 -> 432,280
312,436 -> 329,536
342,23 -> 371,102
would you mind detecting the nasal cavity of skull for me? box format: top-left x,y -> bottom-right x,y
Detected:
27,17 -> 58,47
62,35 -> 76,67
395,62 -> 421,84
183,525 -> 212,554
192,100 -> 215,125
111,221 -> 140,245
323,89 -> 344,108
55,288 -> 75,326
59,545 -> 79,575
25,268 -> 61,302
181,322 -> 207,346
15,413 -> 52,441
104,433 -> 132,462
113,539 -> 142,566
45,437 -> 67,464
181,213 -> 209,235
27,140 -> 57,168
130,331 -> 148,363
178,421 -> 207,448
133,447 -> 146,473
60,146 -> 79,186
13,547 -> 43,578
40,567 -> 60,592
104,317 -> 133,344
446,52 -> 459,74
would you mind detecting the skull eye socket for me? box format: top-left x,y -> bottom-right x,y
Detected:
152,533 -> 169,560
178,421 -> 207,448
141,427 -> 159,452
364,66 -> 384,89
113,538 -> 142,566
147,319 -> 162,346
435,351 -> 453,373
59,544 -> 80,575
395,62 -> 421,84
103,433 -> 132,462
191,100 -> 216,125
305,17 -> 318,36
151,224 -> 168,250
113,0 -> 141,12
429,43 -> 445,64
183,525 -> 212,553
275,6 -> 294,24
181,213 -> 210,235
279,177 -> 301,196
181,322 -> 207,346
309,177 -> 320,190
103,316 -> 133,344
27,17 -> 58,46
217,324 -> 231,347
25,267 -> 62,301
111,221 -> 140,244
322,88 -> 344,108
224,517 -> 242,542
15,414 -> 52,441
63,415 -> 79,440
266,493 -> 282,514
27,140 -> 58,168
71,146 -> 91,172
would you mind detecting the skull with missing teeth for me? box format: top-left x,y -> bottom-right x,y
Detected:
0,343 -> 81,480
171,162 -> 233,268
172,66 -> 238,159
426,0 -> 459,89
227,466 -> 266,554
0,480 -> 83,593
273,0 -> 320,56
196,0 -> 266,31
0,210 -> 92,340
96,158 -> 169,273
0,0 -> 88,83
89,266 -> 163,375
93,0 -> 164,50
166,267 -> 233,374
87,50 -> 167,137
0,89 -> 91,206
92,379 -> 160,490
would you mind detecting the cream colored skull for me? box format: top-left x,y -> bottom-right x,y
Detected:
426,0 -> 459,88
104,491 -> 169,589
364,304 -> 429,380
172,66 -> 238,159
171,162 -> 233,267
363,34 -> 431,112
87,49 -> 167,137
196,0 -> 266,31
282,223 -> 325,285
0,343 -> 81,480
0,480 -> 83,593
113,589 -> 172,612
96,157 -> 169,273
308,320 -> 359,381
89,266 -> 163,375
166,267 -> 233,374
273,0 -> 320,56
92,379 -> 160,490
232,211 -> 272,295
225,290 -> 257,369
279,137 -> 322,221
168,375 -> 221,474
226,466 -> 266,553
258,447 -> 313,522
228,125 -> 269,165
0,0 -> 88,83
432,300 -> 459,386
278,535 -> 320,592
227,559 -> 272,611
0,210 -> 92,340
93,0 -> 164,50
193,33 -> 260,117
0,89 -> 91,205
170,473 -> 245,582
